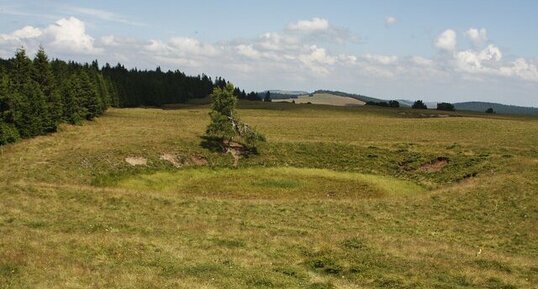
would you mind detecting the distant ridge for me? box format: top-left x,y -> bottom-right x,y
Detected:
313,90 -> 385,103
257,89 -> 538,116
454,102 -> 538,115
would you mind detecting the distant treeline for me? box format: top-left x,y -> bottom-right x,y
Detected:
0,48 -> 115,145
99,63 -> 260,107
0,48 -> 262,145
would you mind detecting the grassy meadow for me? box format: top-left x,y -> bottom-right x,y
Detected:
1,102 -> 537,288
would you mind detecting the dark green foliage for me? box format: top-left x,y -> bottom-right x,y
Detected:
0,47 -> 111,145
101,65 -> 244,107
204,83 -> 265,150
366,100 -> 400,107
264,91 -> 272,102
33,47 -> 61,132
485,107 -> 495,114
0,122 -> 19,145
78,71 -> 102,120
437,102 -> 455,111
61,74 -> 82,124
412,100 -> 428,109
15,81 -> 50,138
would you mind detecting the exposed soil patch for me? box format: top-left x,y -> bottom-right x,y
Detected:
125,156 -> 147,166
420,157 -> 449,172
223,141 -> 249,167
190,154 -> 208,166
397,112 -> 456,118
160,153 -> 182,168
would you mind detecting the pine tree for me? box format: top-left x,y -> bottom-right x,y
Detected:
205,83 -> 265,151
11,48 -> 33,91
33,47 -> 62,131
78,71 -> 102,120
61,74 -> 82,124
10,48 -> 50,137
0,71 -> 20,144
16,81 -> 49,137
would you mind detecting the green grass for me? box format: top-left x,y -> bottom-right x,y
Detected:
0,103 -> 537,288
115,167 -> 426,199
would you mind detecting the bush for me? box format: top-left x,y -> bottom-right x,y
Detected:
412,100 -> 427,109
437,102 -> 455,111
0,122 -> 20,145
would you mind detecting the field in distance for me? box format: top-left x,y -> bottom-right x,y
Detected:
1,102 -> 537,288
272,92 -> 365,106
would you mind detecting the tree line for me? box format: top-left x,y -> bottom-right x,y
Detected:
0,48 -> 116,145
100,64 -> 260,107
0,48 -> 261,145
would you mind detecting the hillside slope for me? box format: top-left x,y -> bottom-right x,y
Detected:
454,101 -> 538,115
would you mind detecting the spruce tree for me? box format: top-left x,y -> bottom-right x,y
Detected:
61,73 -> 82,124
33,47 -> 62,131
205,83 -> 265,151
16,81 -> 49,137
11,48 -> 50,137
78,71 -> 102,120
11,48 -> 33,91
0,71 -> 20,144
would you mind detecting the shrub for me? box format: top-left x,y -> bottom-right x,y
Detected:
0,122 -> 20,145
412,100 -> 427,109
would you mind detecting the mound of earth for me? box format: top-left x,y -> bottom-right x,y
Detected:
125,156 -> 147,166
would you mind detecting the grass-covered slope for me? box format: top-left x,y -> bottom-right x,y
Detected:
1,103 -> 537,288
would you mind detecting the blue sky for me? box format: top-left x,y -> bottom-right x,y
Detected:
1,0 -> 537,106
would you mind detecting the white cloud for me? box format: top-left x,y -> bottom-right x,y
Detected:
412,56 -> 434,66
0,17 -> 100,54
45,17 -> 101,54
435,29 -> 457,51
385,16 -> 398,25
465,28 -> 488,47
168,37 -> 219,56
298,45 -> 336,75
236,44 -> 261,59
501,58 -> 538,82
364,54 -> 398,65
288,17 -> 329,32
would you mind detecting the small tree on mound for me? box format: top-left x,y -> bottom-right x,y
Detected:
412,100 -> 427,109
204,83 -> 265,152
436,102 -> 455,111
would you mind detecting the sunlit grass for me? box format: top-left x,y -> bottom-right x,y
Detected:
0,104 -> 537,288
116,167 -> 427,199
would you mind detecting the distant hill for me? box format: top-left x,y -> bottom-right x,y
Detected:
313,90 -> 385,103
397,100 -> 439,109
454,102 -> 538,115
256,90 -> 308,100
272,92 -> 365,106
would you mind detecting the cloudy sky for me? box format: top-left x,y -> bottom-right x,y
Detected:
1,0 -> 537,106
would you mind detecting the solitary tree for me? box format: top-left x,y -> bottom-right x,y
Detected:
485,107 -> 495,114
412,100 -> 427,109
204,83 -> 265,152
264,91 -> 272,102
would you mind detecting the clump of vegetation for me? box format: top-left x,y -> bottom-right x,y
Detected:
0,47 -> 114,145
412,100 -> 428,109
437,102 -> 455,111
366,100 -> 400,107
485,107 -> 495,113
204,83 -> 265,153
